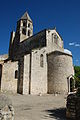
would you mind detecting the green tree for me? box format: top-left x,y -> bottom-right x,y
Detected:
74,66 -> 80,88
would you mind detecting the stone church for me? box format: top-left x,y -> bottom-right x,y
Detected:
0,12 -> 74,95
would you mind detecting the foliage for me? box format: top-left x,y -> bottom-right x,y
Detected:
74,66 -> 80,88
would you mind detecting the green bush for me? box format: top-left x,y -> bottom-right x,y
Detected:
74,66 -> 80,88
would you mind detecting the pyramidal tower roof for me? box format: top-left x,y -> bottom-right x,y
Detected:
20,11 -> 32,22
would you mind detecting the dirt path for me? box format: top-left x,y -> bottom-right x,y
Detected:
7,94 -> 67,120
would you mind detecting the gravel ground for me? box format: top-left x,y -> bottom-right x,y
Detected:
7,94 -> 67,120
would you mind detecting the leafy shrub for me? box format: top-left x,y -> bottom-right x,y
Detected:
74,66 -> 80,88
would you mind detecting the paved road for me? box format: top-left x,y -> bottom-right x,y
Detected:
7,94 -> 67,120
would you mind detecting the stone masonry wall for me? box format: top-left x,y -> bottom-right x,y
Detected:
47,51 -> 74,94
31,48 -> 47,95
23,54 -> 30,95
46,30 -> 64,54
1,61 -> 18,93
12,30 -> 46,60
66,94 -> 80,120
17,57 -> 24,94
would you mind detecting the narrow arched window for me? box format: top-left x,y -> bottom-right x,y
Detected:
23,21 -> 26,27
15,70 -> 18,79
28,23 -> 30,27
22,28 -> 26,35
54,34 -> 58,44
40,54 -> 44,67
28,30 -> 31,36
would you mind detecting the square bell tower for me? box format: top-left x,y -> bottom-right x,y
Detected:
16,12 -> 33,42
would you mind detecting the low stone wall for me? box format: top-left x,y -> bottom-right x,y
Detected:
0,94 -> 14,120
66,94 -> 80,120
1,61 -> 18,93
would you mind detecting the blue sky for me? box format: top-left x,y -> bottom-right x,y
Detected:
0,0 -> 80,66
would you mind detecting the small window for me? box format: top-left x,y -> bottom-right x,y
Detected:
22,28 -> 26,35
28,23 -> 30,27
54,34 -> 58,44
23,21 -> 26,27
15,70 -> 18,79
28,30 -> 31,36
54,34 -> 58,39
40,54 -> 44,67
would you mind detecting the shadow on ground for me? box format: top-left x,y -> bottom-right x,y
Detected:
45,107 -> 67,120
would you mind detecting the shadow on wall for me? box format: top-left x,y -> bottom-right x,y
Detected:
45,108 -> 67,120
0,64 -> 2,90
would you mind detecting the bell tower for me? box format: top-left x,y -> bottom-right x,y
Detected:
16,12 -> 33,42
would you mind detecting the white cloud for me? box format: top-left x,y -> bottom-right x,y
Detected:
76,59 -> 79,62
69,42 -> 80,47
69,42 -> 75,46
75,44 -> 80,47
